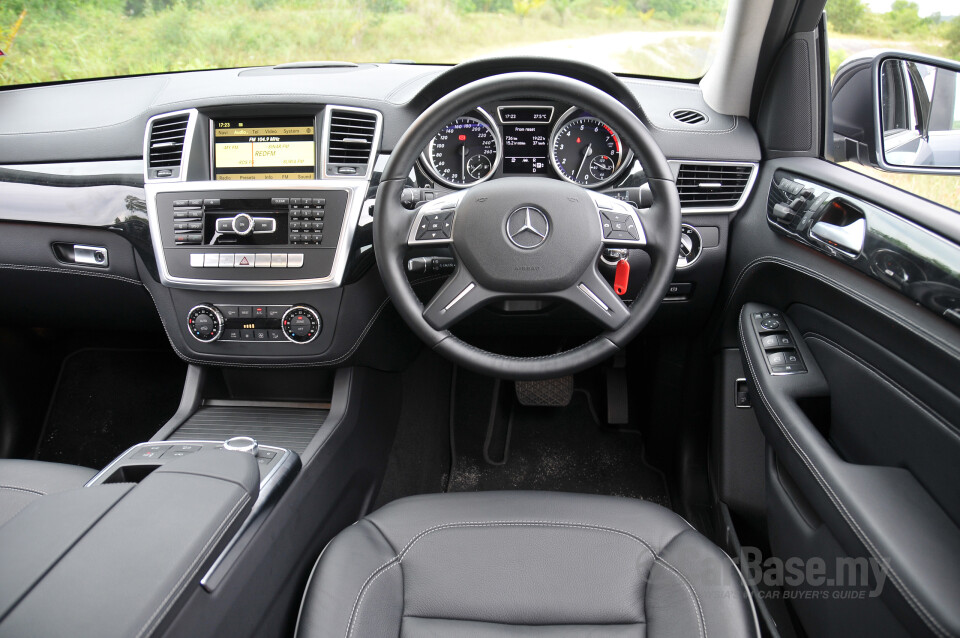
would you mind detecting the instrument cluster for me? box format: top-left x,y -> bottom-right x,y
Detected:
420,103 -> 634,190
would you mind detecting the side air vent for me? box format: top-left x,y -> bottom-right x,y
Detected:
147,112 -> 191,180
670,109 -> 707,125
675,163 -> 756,210
325,107 -> 380,177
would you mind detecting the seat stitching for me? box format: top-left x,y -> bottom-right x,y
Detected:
344,521 -> 707,638
0,485 -> 46,496
738,310 -> 949,637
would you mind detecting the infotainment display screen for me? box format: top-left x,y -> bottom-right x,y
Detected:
213,118 -> 316,180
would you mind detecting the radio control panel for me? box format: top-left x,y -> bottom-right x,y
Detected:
148,186 -> 358,287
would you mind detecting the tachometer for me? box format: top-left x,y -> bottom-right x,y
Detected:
425,111 -> 501,188
550,115 -> 627,187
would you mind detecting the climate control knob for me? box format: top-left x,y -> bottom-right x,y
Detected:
186,304 -> 223,342
282,305 -> 321,344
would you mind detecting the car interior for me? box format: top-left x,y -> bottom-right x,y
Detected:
0,0 -> 958,636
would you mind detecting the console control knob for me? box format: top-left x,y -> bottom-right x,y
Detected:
281,305 -> 321,344
186,304 -> 223,342
677,224 -> 703,269
223,436 -> 258,455
232,213 -> 254,236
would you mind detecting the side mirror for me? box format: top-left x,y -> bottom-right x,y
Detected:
832,50 -> 960,175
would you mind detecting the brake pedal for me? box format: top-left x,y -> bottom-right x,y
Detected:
515,376 -> 574,407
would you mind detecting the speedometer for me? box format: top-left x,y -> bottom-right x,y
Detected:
425,111 -> 501,188
550,115 -> 628,187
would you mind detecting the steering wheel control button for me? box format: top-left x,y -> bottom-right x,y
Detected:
593,193 -> 646,246
186,305 -> 223,343
506,206 -> 550,249
282,305 -> 321,344
417,212 -> 454,241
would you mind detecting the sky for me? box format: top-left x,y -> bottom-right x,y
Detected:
865,0 -> 958,17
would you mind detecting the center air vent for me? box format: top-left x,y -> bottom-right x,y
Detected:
670,109 -> 707,125
675,163 -> 756,210
325,107 -> 380,177
146,112 -> 192,180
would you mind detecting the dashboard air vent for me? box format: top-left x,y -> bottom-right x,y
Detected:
325,108 -> 379,176
676,163 -> 754,209
147,113 -> 190,179
670,109 -> 707,125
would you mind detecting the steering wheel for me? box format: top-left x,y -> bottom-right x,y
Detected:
374,72 -> 680,380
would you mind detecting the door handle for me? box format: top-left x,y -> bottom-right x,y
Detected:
810,217 -> 865,255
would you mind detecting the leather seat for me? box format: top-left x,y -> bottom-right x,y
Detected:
297,491 -> 758,637
0,459 -> 97,528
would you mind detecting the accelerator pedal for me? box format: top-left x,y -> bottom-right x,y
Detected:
515,376 -> 574,407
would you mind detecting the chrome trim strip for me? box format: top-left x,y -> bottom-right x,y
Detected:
145,179 -> 367,291
577,283 -> 610,312
668,159 -> 759,214
444,283 -> 475,311
319,105 -> 383,180
144,109 -> 199,184
0,159 -> 144,176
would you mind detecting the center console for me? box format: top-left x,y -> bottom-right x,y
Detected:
142,105 -> 383,364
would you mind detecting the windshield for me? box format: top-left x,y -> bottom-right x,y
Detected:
0,0 -> 728,87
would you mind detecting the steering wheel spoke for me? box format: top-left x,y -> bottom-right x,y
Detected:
406,190 -> 465,246
591,191 -> 647,248
556,262 -> 632,331
421,262 -> 492,331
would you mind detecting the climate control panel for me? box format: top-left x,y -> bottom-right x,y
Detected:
185,303 -> 322,345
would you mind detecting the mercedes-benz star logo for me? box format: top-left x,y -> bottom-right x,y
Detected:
506,206 -> 549,249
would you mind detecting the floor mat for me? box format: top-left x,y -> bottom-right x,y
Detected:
35,348 -> 187,470
448,380 -> 671,507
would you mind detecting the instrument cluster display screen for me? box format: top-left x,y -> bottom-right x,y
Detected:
502,124 -> 549,174
213,118 -> 316,180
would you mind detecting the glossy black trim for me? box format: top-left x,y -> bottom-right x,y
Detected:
768,169 -> 960,326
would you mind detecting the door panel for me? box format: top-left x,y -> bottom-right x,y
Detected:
717,157 -> 960,638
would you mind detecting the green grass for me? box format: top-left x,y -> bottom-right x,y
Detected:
842,163 -> 960,212
0,0 -> 722,85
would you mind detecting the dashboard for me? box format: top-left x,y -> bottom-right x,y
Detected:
0,59 -> 762,367
420,103 -> 634,189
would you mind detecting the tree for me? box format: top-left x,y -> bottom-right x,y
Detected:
946,16 -> 960,59
512,0 -> 545,23
826,0 -> 866,33
550,0 -> 574,25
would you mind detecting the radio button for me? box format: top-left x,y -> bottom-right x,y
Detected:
271,198 -> 289,206
190,254 -> 204,268
218,253 -> 234,268
235,254 -> 255,267
270,254 -> 288,268
188,199 -> 203,207
253,219 -> 275,233
173,199 -> 189,207
288,254 -> 304,268
203,198 -> 220,206
254,254 -> 272,268
203,253 -> 219,268
216,218 -> 233,232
